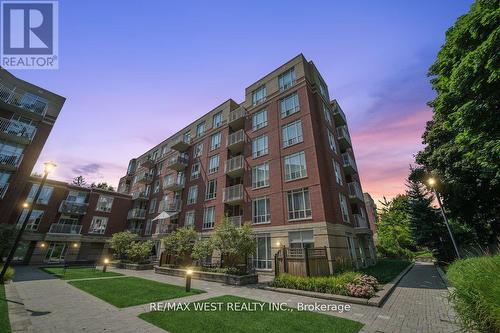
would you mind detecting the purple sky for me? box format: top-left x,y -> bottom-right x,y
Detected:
11,0 -> 473,203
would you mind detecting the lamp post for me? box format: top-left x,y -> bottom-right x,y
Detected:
102,258 -> 109,273
427,177 -> 461,259
0,161 -> 57,282
185,269 -> 192,292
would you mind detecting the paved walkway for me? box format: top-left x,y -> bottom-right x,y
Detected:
5,262 -> 462,333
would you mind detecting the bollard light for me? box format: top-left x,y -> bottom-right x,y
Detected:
185,269 -> 193,292
103,258 -> 109,273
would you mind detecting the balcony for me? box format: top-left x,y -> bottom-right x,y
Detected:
127,208 -> 146,220
48,223 -> 82,235
132,191 -> 149,201
164,176 -> 185,192
226,129 -> 245,153
171,136 -> 191,152
0,82 -> 48,119
223,184 -> 244,205
227,215 -> 243,227
342,151 -> 357,175
166,153 -> 188,171
141,156 -> 155,169
337,125 -> 352,150
224,155 -> 244,178
136,171 -> 153,184
228,106 -> 246,130
353,214 -> 371,234
127,227 -> 143,234
348,182 -> 364,203
0,117 -> 37,144
333,104 -> 347,126
59,200 -> 88,215
158,198 -> 182,212
154,222 -> 177,236
0,153 -> 23,171
0,182 -> 8,199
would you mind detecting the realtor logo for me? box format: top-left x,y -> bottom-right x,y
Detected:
1,0 -> 58,69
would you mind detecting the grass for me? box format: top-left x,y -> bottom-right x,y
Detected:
1,283 -> 11,333
447,254 -> 500,333
139,295 -> 363,333
360,259 -> 411,284
41,267 -> 123,280
69,276 -> 204,308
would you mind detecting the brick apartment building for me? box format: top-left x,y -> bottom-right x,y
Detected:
117,54 -> 376,271
363,192 -> 378,241
0,68 -> 65,224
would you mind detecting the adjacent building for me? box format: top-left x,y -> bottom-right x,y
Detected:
363,192 -> 378,241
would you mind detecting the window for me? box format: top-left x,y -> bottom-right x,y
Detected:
17,209 -> 43,231
208,154 -> 220,174
320,82 -> 329,100
89,216 -> 108,234
287,188 -> 312,220
252,162 -> 269,189
156,162 -> 164,175
203,206 -> 215,229
284,151 -> 307,181
323,103 -> 332,125
143,219 -> 152,235
252,109 -> 267,131
154,180 -> 160,193
252,197 -> 270,224
206,179 -> 217,200
282,120 -> 303,148
289,230 -> 314,249
280,93 -> 300,118
210,132 -> 221,150
196,121 -> 205,137
96,195 -> 114,212
252,85 -> 266,106
187,185 -> 198,205
333,160 -> 343,185
346,234 -> 357,263
328,130 -> 337,153
66,191 -> 87,203
27,184 -> 53,205
252,135 -> 268,158
191,162 -> 200,180
279,68 -> 296,91
185,210 -> 195,228
212,112 -> 222,128
253,234 -> 272,269
339,193 -> 350,223
149,198 -> 157,214
194,142 -> 203,158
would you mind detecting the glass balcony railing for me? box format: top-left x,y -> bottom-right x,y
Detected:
348,182 -> 364,201
0,153 -> 24,170
59,200 -> 88,215
223,184 -> 244,204
48,223 -> 82,234
0,82 -> 48,117
0,117 -> 37,142
224,155 -> 244,177
127,208 -> 146,220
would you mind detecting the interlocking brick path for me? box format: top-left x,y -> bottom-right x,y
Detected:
6,262 -> 462,333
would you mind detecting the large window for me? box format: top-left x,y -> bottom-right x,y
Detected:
252,85 -> 266,106
187,185 -> 198,205
252,109 -> 267,131
144,219 -> 152,235
279,68 -> 296,91
27,184 -> 54,205
191,162 -> 200,180
212,111 -> 222,128
282,120 -> 303,148
253,234 -> 272,270
287,188 -> 312,220
208,154 -> 220,174
203,206 -> 215,229
323,103 -> 332,125
339,193 -> 350,223
284,151 -> 307,181
280,93 -> 300,118
66,191 -> 87,203
333,160 -> 343,185
252,162 -> 269,189
206,179 -> 217,200
252,135 -> 268,158
196,121 -> 205,137
89,216 -> 108,234
96,195 -> 114,212
328,129 -> 337,153
194,143 -> 203,158
210,132 -> 221,150
252,197 -> 270,224
17,209 -> 43,231
149,198 -> 157,213
185,210 -> 195,228
289,230 -> 314,249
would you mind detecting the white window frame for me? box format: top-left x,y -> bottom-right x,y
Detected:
328,129 -> 337,153
282,120 -> 303,148
96,195 -> 114,212
149,198 -> 157,214
17,209 -> 43,231
252,135 -> 268,158
278,68 -> 296,91
208,154 -> 220,174
253,233 -> 272,270
252,85 -> 267,106
185,210 -> 195,228
194,143 -> 203,158
27,184 -> 54,205
187,185 -> 198,205
284,151 -> 307,181
203,206 -> 215,229
287,188 -> 312,221
89,216 -> 108,234
339,193 -> 350,223
212,111 -> 222,128
252,109 -> 268,131
191,162 -> 200,180
205,179 -> 217,200
323,103 -> 332,125
252,162 -> 269,189
333,159 -> 343,185
280,93 -> 300,118
252,197 -> 271,224
196,121 -> 205,137
210,132 -> 221,150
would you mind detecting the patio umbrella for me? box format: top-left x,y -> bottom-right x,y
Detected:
152,211 -> 177,221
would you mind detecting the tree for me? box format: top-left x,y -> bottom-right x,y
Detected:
416,0 -> 500,249
110,231 -> 138,259
191,239 -> 213,263
0,224 -> 16,263
162,227 -> 198,265
72,175 -> 87,187
127,241 -> 153,263
210,218 -> 256,268
91,182 -> 115,191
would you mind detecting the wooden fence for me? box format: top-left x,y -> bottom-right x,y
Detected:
274,246 -> 330,277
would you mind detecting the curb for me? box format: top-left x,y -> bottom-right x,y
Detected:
434,264 -> 452,290
367,263 -> 414,306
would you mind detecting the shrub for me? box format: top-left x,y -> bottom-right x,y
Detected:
447,254 -> 500,333
110,231 -> 138,259
0,266 -> 14,283
126,241 -> 153,264
162,228 -> 198,265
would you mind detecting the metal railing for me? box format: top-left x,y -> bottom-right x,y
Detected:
172,135 -> 191,147
348,182 -> 364,201
353,214 -> 368,229
48,223 -> 82,234
154,223 -> 177,235
334,105 -> 347,124
166,153 -> 189,168
228,107 -> 246,123
0,82 -> 48,117
132,191 -> 149,200
158,198 -> 182,212
163,176 -> 185,189
337,125 -> 351,144
0,117 -> 37,141
127,208 -> 146,220
227,129 -> 244,147
136,171 -> 153,183
224,155 -> 244,173
342,152 -> 357,170
0,153 -> 23,169
59,200 -> 88,215
227,215 -> 243,227
223,184 -> 244,203
0,182 -> 9,199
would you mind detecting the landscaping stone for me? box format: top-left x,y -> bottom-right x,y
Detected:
154,266 -> 258,285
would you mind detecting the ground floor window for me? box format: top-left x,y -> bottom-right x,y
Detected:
346,234 -> 357,265
45,242 -> 68,262
288,230 -> 314,249
253,233 -> 272,270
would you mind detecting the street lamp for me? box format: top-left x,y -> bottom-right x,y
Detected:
185,269 -> 193,292
103,258 -> 109,273
427,177 -> 461,259
0,161 -> 57,282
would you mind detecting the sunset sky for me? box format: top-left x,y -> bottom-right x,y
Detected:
11,0 -> 473,204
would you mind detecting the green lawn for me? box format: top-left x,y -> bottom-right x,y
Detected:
1,284 -> 12,333
360,259 -> 411,284
41,267 -> 123,280
69,276 -> 204,308
139,295 -> 363,333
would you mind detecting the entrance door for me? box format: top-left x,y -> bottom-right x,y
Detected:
45,243 -> 67,262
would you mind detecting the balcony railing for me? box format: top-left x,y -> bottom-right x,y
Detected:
132,191 -> 149,200
227,215 -> 243,227
0,182 -> 9,199
127,208 -> 146,220
348,182 -> 364,202
0,117 -> 37,143
154,223 -> 177,235
228,107 -> 246,129
136,172 -> 153,184
0,153 -> 23,170
59,200 -> 88,215
333,104 -> 347,126
141,156 -> 155,168
342,151 -> 357,174
0,82 -> 48,117
353,214 -> 369,229
158,198 -> 182,212
163,176 -> 185,191
224,155 -> 244,177
48,223 -> 82,235
223,184 -> 244,204
166,153 -> 188,171
227,129 -> 245,152
337,125 -> 352,148
127,227 -> 143,234
171,136 -> 191,152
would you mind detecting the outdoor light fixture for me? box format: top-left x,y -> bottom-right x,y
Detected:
73,243 -> 78,248
103,258 -> 110,273
40,242 -> 46,248
22,202 -> 29,208
43,161 -> 57,174
427,177 -> 436,186
185,269 -> 193,292
276,241 -> 281,247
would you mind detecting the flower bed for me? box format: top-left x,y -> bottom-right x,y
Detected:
154,266 -> 258,286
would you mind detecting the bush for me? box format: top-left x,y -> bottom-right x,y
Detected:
0,266 -> 14,283
162,228 -> 198,265
126,241 -> 153,264
110,231 -> 138,259
447,254 -> 500,333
